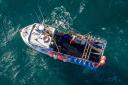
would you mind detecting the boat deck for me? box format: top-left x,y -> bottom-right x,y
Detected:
50,31 -> 107,63
50,31 -> 84,58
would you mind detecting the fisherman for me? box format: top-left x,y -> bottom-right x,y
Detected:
61,34 -> 72,43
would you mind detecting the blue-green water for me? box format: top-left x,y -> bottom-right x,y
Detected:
0,0 -> 128,85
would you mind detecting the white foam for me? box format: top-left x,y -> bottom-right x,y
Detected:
73,0 -> 87,21
79,0 -> 86,13
101,27 -> 106,31
0,51 -> 20,81
49,6 -> 73,32
26,48 -> 38,56
1,28 -> 19,47
119,29 -> 124,34
0,17 -> 20,47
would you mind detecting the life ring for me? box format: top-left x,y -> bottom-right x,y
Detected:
43,35 -> 50,43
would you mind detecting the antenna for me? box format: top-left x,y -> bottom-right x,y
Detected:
38,6 -> 45,24
34,11 -> 41,23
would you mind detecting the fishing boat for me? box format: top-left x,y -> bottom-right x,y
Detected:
20,23 -> 107,70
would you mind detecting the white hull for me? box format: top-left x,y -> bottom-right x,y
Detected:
20,23 -> 55,55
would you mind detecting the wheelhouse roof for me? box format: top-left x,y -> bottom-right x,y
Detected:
28,23 -> 55,48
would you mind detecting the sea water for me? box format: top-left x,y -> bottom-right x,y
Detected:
0,0 -> 128,85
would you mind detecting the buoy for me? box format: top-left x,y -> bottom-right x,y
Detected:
93,63 -> 99,68
48,51 -> 53,57
57,54 -> 64,61
99,56 -> 106,66
101,56 -> 106,61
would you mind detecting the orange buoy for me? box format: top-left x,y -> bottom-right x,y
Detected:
99,56 -> 106,66
101,56 -> 106,61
